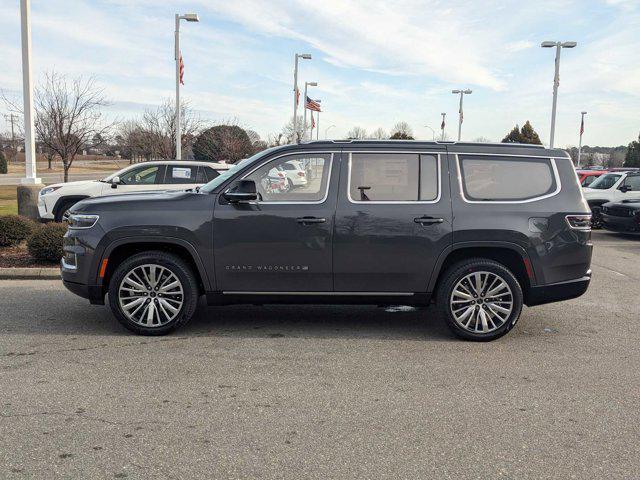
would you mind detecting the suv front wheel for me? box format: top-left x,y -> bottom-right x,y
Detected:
437,258 -> 523,341
108,251 -> 199,335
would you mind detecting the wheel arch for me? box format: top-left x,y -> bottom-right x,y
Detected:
99,237 -> 211,295
429,242 -> 534,303
53,195 -> 91,219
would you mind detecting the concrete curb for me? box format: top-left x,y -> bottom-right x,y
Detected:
0,267 -> 60,280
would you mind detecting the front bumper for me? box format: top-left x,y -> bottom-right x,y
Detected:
38,197 -> 54,220
62,279 -> 104,304
601,214 -> 640,233
525,272 -> 591,307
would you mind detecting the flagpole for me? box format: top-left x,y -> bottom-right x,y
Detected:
317,111 -> 320,140
440,112 -> 446,141
303,83 -> 309,141
577,111 -> 587,168
457,92 -> 463,141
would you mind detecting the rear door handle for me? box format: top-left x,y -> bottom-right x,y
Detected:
414,216 -> 444,225
296,216 -> 326,225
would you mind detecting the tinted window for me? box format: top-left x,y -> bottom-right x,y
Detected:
582,175 -> 599,187
589,173 -> 621,190
244,153 -> 332,202
622,175 -> 640,191
203,167 -> 220,182
165,165 -> 197,184
459,156 -> 555,201
349,153 -> 438,202
120,165 -> 161,185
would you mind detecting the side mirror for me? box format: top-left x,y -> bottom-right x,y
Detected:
223,179 -> 258,203
619,185 -> 631,193
111,176 -> 121,189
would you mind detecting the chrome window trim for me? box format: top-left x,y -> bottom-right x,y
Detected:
455,153 -> 562,204
240,151 -> 337,205
346,151 -> 442,204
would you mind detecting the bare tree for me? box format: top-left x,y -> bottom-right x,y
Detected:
31,72 -> 112,182
390,121 -> 414,139
140,99 -> 203,160
370,127 -> 387,140
472,136 -> 492,143
347,126 -> 367,139
282,115 -> 308,144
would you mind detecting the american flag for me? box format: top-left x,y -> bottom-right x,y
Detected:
179,53 -> 184,85
305,96 -> 321,112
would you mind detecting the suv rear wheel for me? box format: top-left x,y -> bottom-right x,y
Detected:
437,258 -> 523,341
108,251 -> 199,335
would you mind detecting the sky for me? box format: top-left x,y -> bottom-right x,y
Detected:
0,0 -> 638,148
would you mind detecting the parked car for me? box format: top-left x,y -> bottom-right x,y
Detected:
38,161 -> 229,222
61,141 -> 592,341
601,200 -> 640,234
582,171 -> 640,227
576,169 -> 607,188
279,160 -> 308,188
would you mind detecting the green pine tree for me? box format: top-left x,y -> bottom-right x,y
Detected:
519,121 -> 542,144
501,125 -> 521,143
623,133 -> 640,167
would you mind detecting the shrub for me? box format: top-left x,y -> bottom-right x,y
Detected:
27,223 -> 68,262
0,151 -> 7,174
0,215 -> 36,247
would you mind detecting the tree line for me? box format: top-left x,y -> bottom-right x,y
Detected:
2,72 -> 639,182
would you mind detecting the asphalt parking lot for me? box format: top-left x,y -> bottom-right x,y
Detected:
0,230 -> 638,479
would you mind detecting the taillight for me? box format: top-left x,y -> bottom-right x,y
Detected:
297,172 -> 305,177
566,214 -> 592,230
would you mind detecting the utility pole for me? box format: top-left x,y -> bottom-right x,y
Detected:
452,89 -> 472,141
292,53 -> 311,144
541,41 -> 577,148
175,13 -> 199,160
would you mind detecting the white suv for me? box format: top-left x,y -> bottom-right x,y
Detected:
582,171 -> 640,227
38,161 -> 229,221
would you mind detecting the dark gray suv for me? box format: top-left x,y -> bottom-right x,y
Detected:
61,141 -> 593,341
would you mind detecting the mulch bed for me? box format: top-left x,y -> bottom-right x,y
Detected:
0,244 -> 58,268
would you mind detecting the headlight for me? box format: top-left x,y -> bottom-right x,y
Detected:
68,214 -> 99,229
40,186 -> 61,196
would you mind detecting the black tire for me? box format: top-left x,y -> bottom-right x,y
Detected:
436,258 -> 523,341
54,199 -> 78,222
108,251 -> 199,335
287,178 -> 294,189
591,207 -> 603,229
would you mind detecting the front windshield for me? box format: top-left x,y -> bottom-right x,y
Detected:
200,147 -> 280,193
588,173 -> 621,190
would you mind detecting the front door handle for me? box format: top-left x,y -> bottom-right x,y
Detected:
296,216 -> 327,225
414,216 -> 444,225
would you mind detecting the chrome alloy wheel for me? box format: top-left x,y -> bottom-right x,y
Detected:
118,264 -> 184,328
449,271 -> 514,334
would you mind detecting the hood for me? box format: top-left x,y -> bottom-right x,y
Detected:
46,179 -> 100,190
71,190 -> 193,212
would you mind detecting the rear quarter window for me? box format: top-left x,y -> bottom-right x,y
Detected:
458,155 -> 557,202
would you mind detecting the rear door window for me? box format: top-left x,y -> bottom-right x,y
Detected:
349,153 -> 439,202
622,175 -> 640,191
165,165 -> 198,184
458,156 -> 556,202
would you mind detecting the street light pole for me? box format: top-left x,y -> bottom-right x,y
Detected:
175,13 -> 199,160
302,81 -> 317,141
292,53 -> 311,144
325,125 -> 335,139
577,111 -> 587,168
541,40 -> 577,148
452,89 -> 472,141
20,0 -> 39,185
424,125 -> 435,141
440,112 -> 446,141
316,111 -> 320,140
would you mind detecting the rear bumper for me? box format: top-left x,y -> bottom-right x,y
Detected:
525,272 -> 591,307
